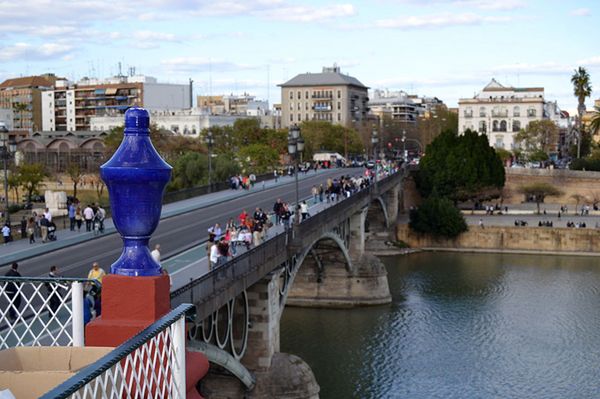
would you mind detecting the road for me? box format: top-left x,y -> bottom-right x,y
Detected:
2,168 -> 349,279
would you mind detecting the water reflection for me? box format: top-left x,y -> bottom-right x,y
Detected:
281,252 -> 600,399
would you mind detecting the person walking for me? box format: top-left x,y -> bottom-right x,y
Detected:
311,185 -> 319,204
4,262 -> 22,322
87,262 -> 106,284
75,206 -> 83,231
151,244 -> 161,265
26,217 -> 35,244
300,201 -> 309,221
40,214 -> 49,243
83,204 -> 94,232
209,239 -> 220,270
2,223 -> 11,245
273,199 -> 283,225
46,266 -> 62,316
68,202 -> 76,231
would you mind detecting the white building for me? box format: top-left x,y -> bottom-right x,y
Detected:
0,108 -> 13,130
89,109 -> 275,136
369,89 -> 444,122
458,79 -> 559,150
41,75 -> 190,132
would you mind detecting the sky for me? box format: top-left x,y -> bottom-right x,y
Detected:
0,0 -> 599,112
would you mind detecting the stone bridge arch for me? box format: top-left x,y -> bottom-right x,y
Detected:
367,196 -> 390,231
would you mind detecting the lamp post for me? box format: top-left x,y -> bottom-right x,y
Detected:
402,129 -> 407,163
371,129 -> 379,183
0,127 -> 16,224
287,124 -> 304,226
206,131 -> 214,192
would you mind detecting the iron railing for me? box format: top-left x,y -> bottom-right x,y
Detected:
40,303 -> 193,399
0,277 -> 101,349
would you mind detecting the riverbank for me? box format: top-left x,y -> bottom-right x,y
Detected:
396,224 -> 600,256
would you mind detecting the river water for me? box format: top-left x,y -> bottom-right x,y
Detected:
280,252 -> 600,399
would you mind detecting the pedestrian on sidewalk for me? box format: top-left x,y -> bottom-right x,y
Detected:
2,223 -> 11,245
68,202 -> 76,231
83,204 -> 94,232
75,206 -> 83,231
44,208 -> 52,223
300,201 -> 309,221
20,216 -> 27,239
26,217 -> 35,244
209,239 -> 220,270
479,218 -> 484,229
87,262 -> 106,284
40,214 -> 49,243
312,185 -> 319,204
4,262 -> 21,322
151,244 -> 161,265
274,169 -> 279,182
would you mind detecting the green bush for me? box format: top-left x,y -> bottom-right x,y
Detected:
570,158 -> 600,171
8,204 -> 22,214
409,196 -> 468,238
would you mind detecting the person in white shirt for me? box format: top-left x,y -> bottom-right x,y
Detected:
2,223 -> 11,245
209,240 -> 220,270
300,201 -> 309,221
83,205 -> 95,232
43,208 -> 52,223
151,244 -> 161,264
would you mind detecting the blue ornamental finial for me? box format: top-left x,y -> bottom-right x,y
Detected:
100,107 -> 172,276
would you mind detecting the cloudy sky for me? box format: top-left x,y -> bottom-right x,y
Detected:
0,0 -> 598,112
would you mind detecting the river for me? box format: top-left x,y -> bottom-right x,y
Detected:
280,252 -> 600,399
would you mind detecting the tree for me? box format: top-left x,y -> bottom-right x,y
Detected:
570,194 -> 587,215
19,164 -> 46,201
238,143 -> 279,174
88,174 -> 106,204
517,183 -> 564,214
169,152 -> 208,190
66,163 -> 83,199
417,129 -> 505,204
7,169 -> 20,204
409,195 -> 468,238
495,148 -> 512,164
514,120 -> 560,156
590,105 -> 600,137
571,66 -> 592,158
299,121 -> 364,160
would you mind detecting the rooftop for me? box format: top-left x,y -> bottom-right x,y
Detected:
279,65 -> 368,89
0,75 -> 56,89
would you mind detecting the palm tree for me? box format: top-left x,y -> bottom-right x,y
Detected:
590,105 -> 600,137
571,66 -> 592,158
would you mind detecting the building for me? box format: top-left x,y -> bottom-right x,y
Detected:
458,79 -> 560,150
89,108 -> 276,136
0,74 -> 59,132
278,65 -> 369,128
0,108 -> 13,130
369,89 -> 445,123
41,75 -> 190,132
197,93 -> 270,116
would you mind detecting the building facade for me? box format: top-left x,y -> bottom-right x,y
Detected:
41,75 -> 190,132
197,93 -> 269,116
279,65 -> 369,128
458,79 -> 552,150
369,89 -> 444,123
0,74 -> 59,132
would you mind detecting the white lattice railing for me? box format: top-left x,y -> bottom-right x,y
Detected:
40,304 -> 192,399
0,277 -> 100,349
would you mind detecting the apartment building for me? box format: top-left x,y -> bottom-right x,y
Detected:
197,93 -> 269,116
279,65 -> 369,128
0,74 -> 59,131
369,89 -> 445,123
459,79 -> 554,150
41,75 -> 190,132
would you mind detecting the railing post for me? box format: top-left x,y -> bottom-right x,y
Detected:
172,315 -> 187,398
71,281 -> 85,347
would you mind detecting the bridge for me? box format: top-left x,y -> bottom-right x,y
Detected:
171,169 -> 405,396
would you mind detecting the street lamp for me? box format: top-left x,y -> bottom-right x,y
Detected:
206,131 -> 214,192
0,127 -> 16,224
287,124 -> 304,226
402,129 -> 407,163
371,130 -> 379,183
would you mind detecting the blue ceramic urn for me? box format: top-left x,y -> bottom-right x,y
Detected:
100,107 -> 172,276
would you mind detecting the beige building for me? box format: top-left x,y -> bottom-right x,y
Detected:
278,65 -> 369,128
458,79 -> 552,150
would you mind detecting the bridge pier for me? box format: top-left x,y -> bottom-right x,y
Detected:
385,184 -> 400,223
200,274 -> 320,398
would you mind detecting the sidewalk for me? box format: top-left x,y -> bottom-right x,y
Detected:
0,170 -> 335,266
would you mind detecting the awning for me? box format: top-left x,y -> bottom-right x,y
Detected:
94,89 -> 105,94
105,88 -> 117,95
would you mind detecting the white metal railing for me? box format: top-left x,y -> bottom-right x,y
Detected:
0,277 -> 100,349
40,304 -> 192,399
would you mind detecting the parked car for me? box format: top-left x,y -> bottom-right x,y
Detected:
366,160 -> 376,169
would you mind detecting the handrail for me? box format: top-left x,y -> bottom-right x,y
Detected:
39,303 -> 194,399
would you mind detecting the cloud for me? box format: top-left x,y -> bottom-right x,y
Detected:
392,0 -> 525,11
0,42 -> 74,62
492,62 -> 572,75
570,8 -> 591,17
374,13 -> 513,29
258,4 -> 355,22
577,56 -> 600,67
160,57 -> 257,73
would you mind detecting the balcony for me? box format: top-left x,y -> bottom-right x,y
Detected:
491,110 -> 509,117
479,113 -> 486,117
527,111 -> 537,117
464,112 -> 473,118
311,94 -> 333,100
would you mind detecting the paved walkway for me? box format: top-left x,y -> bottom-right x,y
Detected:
0,170 -> 338,266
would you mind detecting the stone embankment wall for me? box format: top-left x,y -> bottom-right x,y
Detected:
504,168 -> 600,204
397,224 -> 600,255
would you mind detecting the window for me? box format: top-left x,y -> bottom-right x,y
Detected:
290,114 -> 293,122
492,120 -> 499,132
527,107 -> 536,117
337,102 -> 341,110
500,120 -> 507,132
289,91 -> 293,100
305,103 -> 308,111
337,113 -> 341,122
298,113 -> 301,121
495,136 -> 504,148
290,102 -> 293,111
297,91 -> 301,99
337,90 -> 341,99
479,121 -> 487,133
464,108 -> 473,117
305,91 -> 308,99
298,102 -> 301,110
479,107 -> 486,117
512,120 -> 521,132
513,106 -> 520,117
